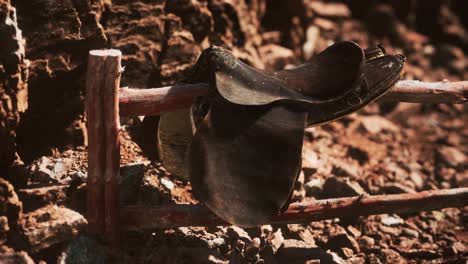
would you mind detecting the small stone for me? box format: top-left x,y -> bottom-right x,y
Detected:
409,171 -> 425,190
69,171 -> 87,184
347,254 -> 366,264
454,170 -> 468,187
0,178 -> 22,225
435,146 -> 466,169
380,215 -> 404,226
346,226 -> 362,238
328,251 -> 345,264
296,171 -> 305,188
0,217 -> 9,246
235,240 -> 245,252
367,253 -> 382,264
304,178 -> 324,197
14,205 -> 87,252
17,185 -> 68,212
33,167 -> 57,183
160,178 -> 174,191
207,238 -> 225,249
313,18 -> 336,31
245,238 -> 261,260
327,232 -> 360,253
321,177 -> 366,199
303,26 -> 319,60
51,159 -> 72,180
452,241 -> 466,253
436,167 -> 457,182
302,148 -> 322,170
346,146 -> 369,165
357,236 -> 375,250
380,249 -> 402,263
280,239 -> 314,250
400,249 -> 441,260
337,247 -> 354,259
258,44 -> 295,70
30,157 -> 72,183
262,31 -> 281,45
0,251 -> 34,264
266,228 -> 284,254
332,163 -> 360,179
401,228 -> 419,238
358,116 -> 398,134
378,225 -> 401,236
227,226 -> 251,243
260,225 -> 273,237
306,2 -> 351,18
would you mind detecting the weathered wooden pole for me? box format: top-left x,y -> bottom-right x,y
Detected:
118,80 -> 468,117
102,50 -> 122,249
386,80 -> 468,104
85,51 -> 107,235
120,187 -> 468,229
119,83 -> 209,116
86,50 -> 122,248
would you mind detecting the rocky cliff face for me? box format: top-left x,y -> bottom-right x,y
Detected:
3,0 -> 270,169
0,0 -> 28,181
12,0 -> 107,164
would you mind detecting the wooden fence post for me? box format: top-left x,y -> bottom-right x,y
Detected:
86,49 -> 122,248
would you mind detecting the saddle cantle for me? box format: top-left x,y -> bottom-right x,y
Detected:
158,42 -> 406,226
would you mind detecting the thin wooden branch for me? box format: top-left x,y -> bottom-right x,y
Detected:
85,50 -> 107,235
120,187 -> 468,229
386,80 -> 468,104
118,80 -> 467,117
101,50 -> 122,249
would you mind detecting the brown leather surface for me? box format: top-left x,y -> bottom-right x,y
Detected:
211,41 -> 364,105
188,100 -> 307,227
184,42 -> 405,226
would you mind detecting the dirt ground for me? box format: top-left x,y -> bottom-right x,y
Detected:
0,0 -> 467,263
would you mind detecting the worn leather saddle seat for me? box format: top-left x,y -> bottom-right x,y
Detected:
207,41 -> 365,106
163,42 -> 406,227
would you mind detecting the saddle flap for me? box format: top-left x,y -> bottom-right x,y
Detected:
188,100 -> 307,227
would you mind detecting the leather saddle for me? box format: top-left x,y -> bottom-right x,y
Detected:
159,41 -> 405,227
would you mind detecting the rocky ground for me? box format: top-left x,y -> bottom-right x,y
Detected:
0,0 -> 467,263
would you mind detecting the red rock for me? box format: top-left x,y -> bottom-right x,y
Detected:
306,2 -> 350,18
14,205 -> 87,252
0,0 -> 28,179
327,232 -> 360,253
0,251 -> 34,264
258,44 -> 296,70
266,228 -> 284,254
321,177 -> 367,199
435,146 -> 466,169
0,217 -> 8,246
357,236 -> 375,250
0,178 -> 22,225
17,185 -> 68,213
358,116 -> 398,134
